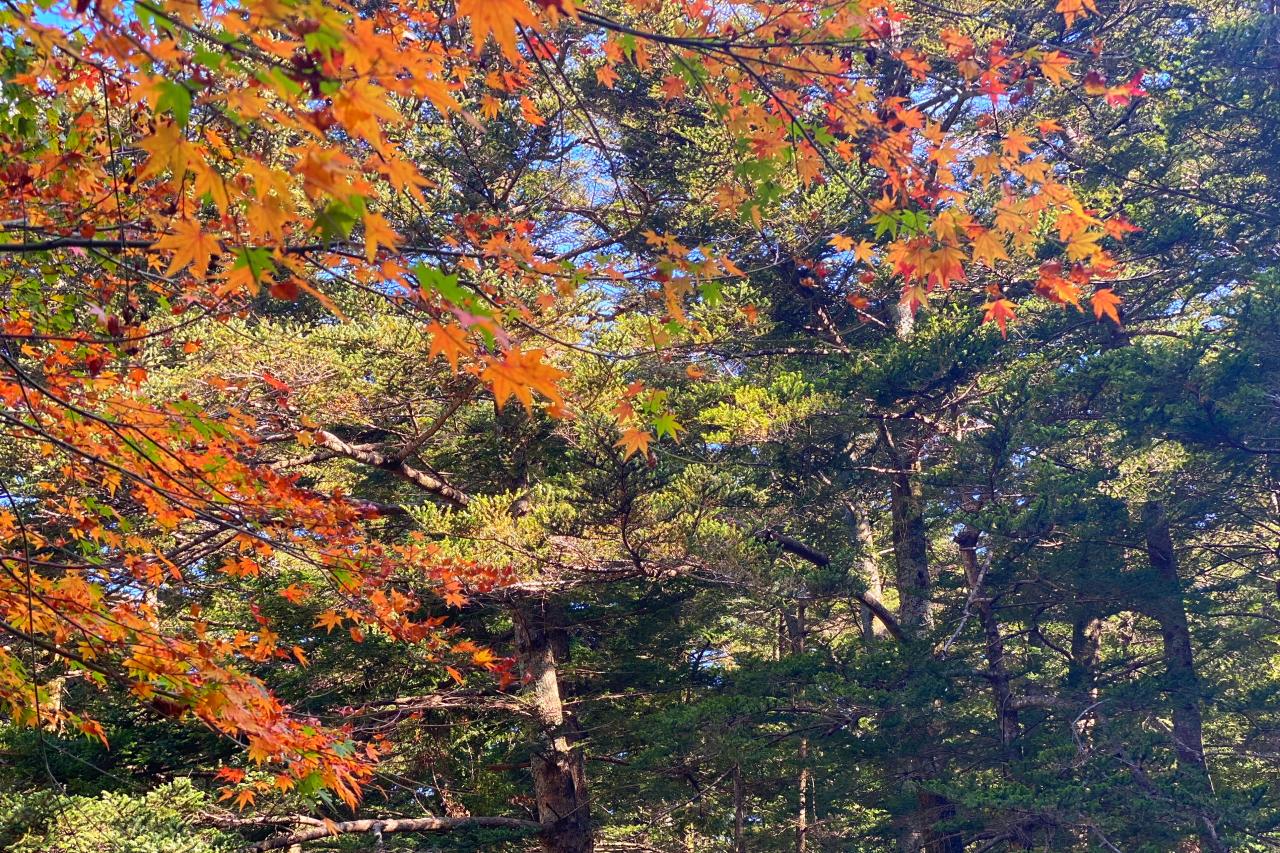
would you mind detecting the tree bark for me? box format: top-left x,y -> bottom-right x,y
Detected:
512,599 -> 594,853
879,423 -> 931,633
1069,613 -> 1102,746
1139,501 -> 1227,853
785,604 -> 810,853
849,502 -> 887,642
734,764 -> 747,853
955,526 -> 1018,750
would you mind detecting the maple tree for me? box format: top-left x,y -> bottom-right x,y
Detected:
3,0 -> 1275,849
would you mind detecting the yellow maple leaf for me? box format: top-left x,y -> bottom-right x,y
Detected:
191,160 -> 231,213
245,195 -> 290,244
137,121 -> 194,181
970,228 -> 1009,267
829,234 -> 854,252
154,219 -> 220,279
456,0 -> 540,60
362,211 -> 400,262
1038,51 -> 1074,87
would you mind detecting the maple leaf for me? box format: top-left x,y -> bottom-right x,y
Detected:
519,96 -> 546,126
1104,216 -> 1142,239
616,428 -> 652,460
154,219 -> 220,280
314,611 -> 344,633
829,234 -> 855,252
279,583 -> 309,604
1092,288 -> 1122,324
427,322 -> 471,372
137,121 -> 193,181
457,0 -> 540,60
215,767 -> 246,783
970,229 -> 1009,267
482,347 -> 566,411
191,161 -> 231,213
983,298 -> 1017,337
1036,264 -> 1083,308
971,152 -> 1002,186
362,211 -> 400,262
596,63 -> 619,89
653,412 -> 683,440
1056,0 -> 1098,28
1001,128 -> 1035,159
1037,51 -> 1074,87
77,718 -> 108,747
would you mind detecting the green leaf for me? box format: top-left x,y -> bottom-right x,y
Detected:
156,80 -> 192,127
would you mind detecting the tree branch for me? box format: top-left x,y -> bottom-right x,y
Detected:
313,430 -> 470,507
241,815 -> 543,851
753,527 -> 904,641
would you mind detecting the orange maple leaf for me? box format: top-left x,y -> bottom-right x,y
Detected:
970,229 -> 1009,268
154,219 -> 220,279
615,428 -> 652,460
427,322 -> 471,372
1001,128 -> 1035,159
983,298 -> 1017,337
1037,51 -> 1074,87
481,347 -> 566,411
77,718 -> 108,747
1056,0 -> 1098,28
596,63 -> 619,89
456,0 -> 540,60
314,610 -> 344,633
1092,288 -> 1122,324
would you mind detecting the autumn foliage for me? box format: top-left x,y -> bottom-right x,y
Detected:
0,0 -> 1145,812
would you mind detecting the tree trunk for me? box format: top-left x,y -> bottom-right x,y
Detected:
784,604 -> 810,853
512,599 -> 593,853
1139,502 -> 1227,853
955,526 -> 1018,749
849,502 -> 887,642
734,764 -> 746,853
1067,612 -> 1102,750
880,434 -> 931,634
878,426 -> 952,852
